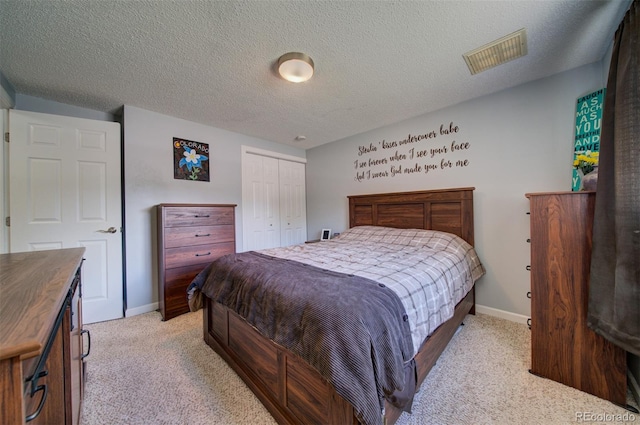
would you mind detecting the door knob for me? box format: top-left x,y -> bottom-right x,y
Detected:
98,227 -> 117,234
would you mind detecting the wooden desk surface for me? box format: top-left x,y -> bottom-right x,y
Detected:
0,248 -> 85,360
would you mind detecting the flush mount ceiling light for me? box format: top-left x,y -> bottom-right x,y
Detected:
463,28 -> 527,75
277,52 -> 314,83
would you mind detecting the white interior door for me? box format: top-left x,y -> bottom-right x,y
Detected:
242,153 -> 280,251
263,156 -> 281,247
279,160 -> 307,246
9,110 -> 123,324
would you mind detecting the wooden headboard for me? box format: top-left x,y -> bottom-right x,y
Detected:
348,187 -> 475,245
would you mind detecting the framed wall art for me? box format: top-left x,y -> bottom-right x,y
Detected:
572,89 -> 604,191
173,137 -> 210,182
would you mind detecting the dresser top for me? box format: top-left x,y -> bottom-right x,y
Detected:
525,190 -> 595,198
157,203 -> 237,207
0,248 -> 85,360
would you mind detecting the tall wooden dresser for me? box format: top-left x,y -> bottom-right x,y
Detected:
157,203 -> 236,320
526,191 -> 627,406
0,248 -> 87,425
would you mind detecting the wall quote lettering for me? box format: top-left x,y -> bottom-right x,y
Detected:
353,122 -> 472,182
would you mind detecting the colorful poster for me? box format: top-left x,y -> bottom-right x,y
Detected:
572,89 -> 605,191
173,137 -> 210,181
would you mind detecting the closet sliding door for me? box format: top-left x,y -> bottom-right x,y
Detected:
279,160 -> 307,246
242,149 -> 306,251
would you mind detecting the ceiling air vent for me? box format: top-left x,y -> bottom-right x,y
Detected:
463,28 -> 527,75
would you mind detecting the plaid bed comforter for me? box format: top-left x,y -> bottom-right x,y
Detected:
261,226 -> 486,356
189,251 -> 414,425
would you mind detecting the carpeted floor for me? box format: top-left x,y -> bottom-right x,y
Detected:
80,311 -> 638,425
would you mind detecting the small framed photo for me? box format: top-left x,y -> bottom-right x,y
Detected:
320,229 -> 332,241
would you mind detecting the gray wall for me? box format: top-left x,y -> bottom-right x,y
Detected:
305,62 -> 606,321
122,106 -> 305,314
1,72 -> 16,109
15,93 -> 116,122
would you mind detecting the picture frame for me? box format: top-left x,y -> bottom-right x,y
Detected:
173,137 -> 210,182
320,229 -> 332,241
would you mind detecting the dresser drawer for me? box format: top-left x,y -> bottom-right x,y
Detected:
163,206 -> 234,227
163,264 -> 205,318
163,225 -> 235,249
164,242 -> 235,269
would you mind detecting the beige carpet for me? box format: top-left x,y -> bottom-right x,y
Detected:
80,311 -> 638,425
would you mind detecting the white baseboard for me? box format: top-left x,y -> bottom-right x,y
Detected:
125,302 -> 159,318
475,304 -> 529,325
124,302 -> 528,324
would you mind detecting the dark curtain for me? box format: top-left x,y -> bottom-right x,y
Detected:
588,0 -> 640,356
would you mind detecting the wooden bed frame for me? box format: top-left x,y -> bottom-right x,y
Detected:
202,187 -> 477,425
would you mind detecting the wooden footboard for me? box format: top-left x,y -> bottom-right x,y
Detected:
202,287 -> 475,425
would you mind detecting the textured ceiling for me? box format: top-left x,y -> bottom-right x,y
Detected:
0,1 -> 631,149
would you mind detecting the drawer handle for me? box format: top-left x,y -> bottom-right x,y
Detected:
195,234 -> 211,237
25,383 -> 48,422
526,265 -> 531,271
527,318 -> 532,330
195,252 -> 211,257
81,329 -> 91,359
195,214 -> 210,218
527,291 -> 531,299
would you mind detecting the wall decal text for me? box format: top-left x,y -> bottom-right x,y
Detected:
353,122 -> 472,182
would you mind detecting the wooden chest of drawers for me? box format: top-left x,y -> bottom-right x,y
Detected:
525,192 -> 627,405
157,204 -> 236,321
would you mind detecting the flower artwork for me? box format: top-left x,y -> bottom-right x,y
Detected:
573,150 -> 599,175
573,150 -> 599,191
173,138 -> 210,181
180,147 -> 207,177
